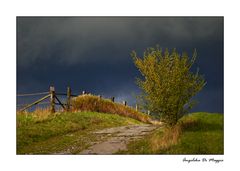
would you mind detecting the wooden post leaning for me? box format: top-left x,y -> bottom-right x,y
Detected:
19,94 -> 50,112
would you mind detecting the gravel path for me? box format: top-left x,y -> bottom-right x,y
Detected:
80,124 -> 159,154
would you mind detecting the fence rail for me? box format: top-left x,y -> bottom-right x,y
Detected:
17,91 -> 49,97
17,101 -> 50,107
19,94 -> 51,112
17,86 -> 77,113
55,93 -> 78,97
17,86 -> 150,115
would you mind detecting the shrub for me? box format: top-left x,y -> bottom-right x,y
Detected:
132,46 -> 206,125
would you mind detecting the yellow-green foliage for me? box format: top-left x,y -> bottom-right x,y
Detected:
71,95 -> 151,123
132,46 -> 206,125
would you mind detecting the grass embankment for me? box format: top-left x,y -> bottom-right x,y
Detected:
17,95 -> 151,154
17,109 -> 141,154
118,112 -> 223,154
71,95 -> 151,123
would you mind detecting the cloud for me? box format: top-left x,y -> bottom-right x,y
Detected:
17,17 -> 223,113
17,17 -> 223,67
191,87 -> 223,113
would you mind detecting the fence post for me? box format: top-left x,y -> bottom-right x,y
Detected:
50,86 -> 55,113
111,97 -> 115,102
135,104 -> 138,111
67,86 -> 71,111
147,110 -> 150,115
123,101 -> 127,106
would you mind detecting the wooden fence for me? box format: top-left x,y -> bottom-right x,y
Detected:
17,86 -> 150,114
17,86 -> 78,113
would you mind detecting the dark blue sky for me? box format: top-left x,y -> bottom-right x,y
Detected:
17,17 -> 223,113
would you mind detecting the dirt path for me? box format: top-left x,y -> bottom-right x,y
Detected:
80,124 -> 159,154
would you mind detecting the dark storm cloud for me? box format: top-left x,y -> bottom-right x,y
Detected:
17,17 -> 223,113
17,17 -> 222,66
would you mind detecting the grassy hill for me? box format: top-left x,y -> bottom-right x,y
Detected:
17,94 -> 223,154
71,94 -> 151,123
17,95 -> 153,154
17,110 -> 142,154
117,112 -> 223,154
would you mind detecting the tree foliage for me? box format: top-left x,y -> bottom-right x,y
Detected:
132,46 -> 206,125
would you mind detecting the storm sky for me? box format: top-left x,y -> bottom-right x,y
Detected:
17,17 -> 223,113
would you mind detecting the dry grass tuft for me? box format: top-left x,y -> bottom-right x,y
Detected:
17,107 -> 61,123
150,117 -> 198,152
151,124 -> 182,151
71,95 -> 151,123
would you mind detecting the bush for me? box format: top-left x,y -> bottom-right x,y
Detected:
132,46 -> 206,125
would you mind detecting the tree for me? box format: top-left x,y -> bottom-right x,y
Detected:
132,46 -> 206,125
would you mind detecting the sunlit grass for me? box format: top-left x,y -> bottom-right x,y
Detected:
71,94 -> 151,123
117,112 -> 223,154
17,111 -> 141,154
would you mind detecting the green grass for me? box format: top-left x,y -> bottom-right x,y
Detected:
118,112 -> 223,154
17,111 -> 141,154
